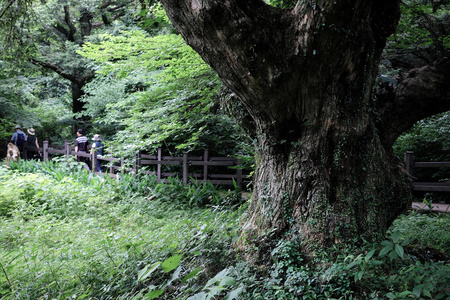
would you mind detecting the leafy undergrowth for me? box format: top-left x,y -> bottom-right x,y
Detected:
0,159 -> 449,299
0,160 -> 243,299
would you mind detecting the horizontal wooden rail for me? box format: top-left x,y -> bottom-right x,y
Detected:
40,141 -> 250,191
414,162 -> 450,168
412,183 -> 450,192
404,151 -> 449,193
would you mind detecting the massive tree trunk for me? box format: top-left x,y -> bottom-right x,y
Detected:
160,0 -> 450,255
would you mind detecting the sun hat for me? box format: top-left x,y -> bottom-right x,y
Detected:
14,125 -> 20,129
27,128 -> 35,135
92,134 -> 101,141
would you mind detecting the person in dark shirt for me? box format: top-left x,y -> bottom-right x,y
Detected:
10,125 -> 27,158
26,128 -> 40,159
75,128 -> 89,164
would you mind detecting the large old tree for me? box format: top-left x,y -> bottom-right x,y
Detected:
160,0 -> 450,253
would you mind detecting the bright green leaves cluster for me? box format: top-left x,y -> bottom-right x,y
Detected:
389,0 -> 450,53
80,31 -> 211,81
187,268 -> 243,300
379,231 -> 408,260
78,29 -> 246,156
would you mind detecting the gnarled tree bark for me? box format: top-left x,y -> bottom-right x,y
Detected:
160,0 -> 450,258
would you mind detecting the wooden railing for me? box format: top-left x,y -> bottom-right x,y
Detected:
404,151 -> 450,192
41,141 -> 250,190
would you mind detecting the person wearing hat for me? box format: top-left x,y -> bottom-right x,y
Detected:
26,128 -> 40,160
10,125 -> 27,158
91,134 -> 104,172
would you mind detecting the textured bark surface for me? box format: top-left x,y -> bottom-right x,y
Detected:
161,0 -> 450,256
376,57 -> 450,148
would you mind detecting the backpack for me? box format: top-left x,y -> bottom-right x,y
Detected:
17,132 -> 25,147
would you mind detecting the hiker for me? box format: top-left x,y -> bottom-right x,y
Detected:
10,125 -> 27,159
26,128 -> 40,160
91,134 -> 104,172
74,128 -> 89,166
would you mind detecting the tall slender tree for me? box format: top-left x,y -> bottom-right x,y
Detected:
160,0 -> 450,256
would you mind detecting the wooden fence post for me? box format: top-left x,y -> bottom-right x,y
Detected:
236,154 -> 242,192
203,149 -> 209,181
404,151 -> 414,176
43,140 -> 49,162
183,152 -> 188,185
110,158 -> 115,176
65,141 -> 71,160
157,148 -> 162,182
133,151 -> 141,177
91,150 -> 97,173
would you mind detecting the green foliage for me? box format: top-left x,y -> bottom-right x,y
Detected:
235,240 -> 355,299
391,211 -> 450,253
394,112 -> 450,191
266,0 -> 297,9
187,268 -> 243,300
388,0 -> 450,55
0,160 -> 243,299
342,221 -> 450,299
78,29 -> 251,157
1,159 -> 449,299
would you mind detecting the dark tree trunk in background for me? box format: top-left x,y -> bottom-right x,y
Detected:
32,1 -> 130,117
160,0 -> 450,257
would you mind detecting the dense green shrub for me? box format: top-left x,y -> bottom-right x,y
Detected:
394,112 -> 450,181
0,160 -> 243,299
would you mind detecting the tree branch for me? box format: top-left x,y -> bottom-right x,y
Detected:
376,56 -> 450,148
53,22 -> 69,37
29,58 -> 95,85
63,5 -> 77,42
0,0 -> 17,20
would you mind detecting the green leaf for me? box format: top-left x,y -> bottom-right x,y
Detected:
224,286 -> 243,300
161,254 -> 183,273
346,261 -> 358,269
182,268 -> 202,284
220,276 -> 236,287
389,249 -> 398,260
413,285 -> 422,298
392,231 -> 401,243
138,262 -> 161,282
379,245 -> 393,257
144,288 -> 165,299
394,244 -> 404,259
368,260 -> 383,267
398,291 -> 413,297
167,265 -> 182,286
205,268 -> 229,288
401,237 -> 410,247
354,270 -> 364,282
386,292 -> 396,299
365,249 -> 375,262
187,292 -> 208,300
381,240 -> 393,247
423,289 -> 432,298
